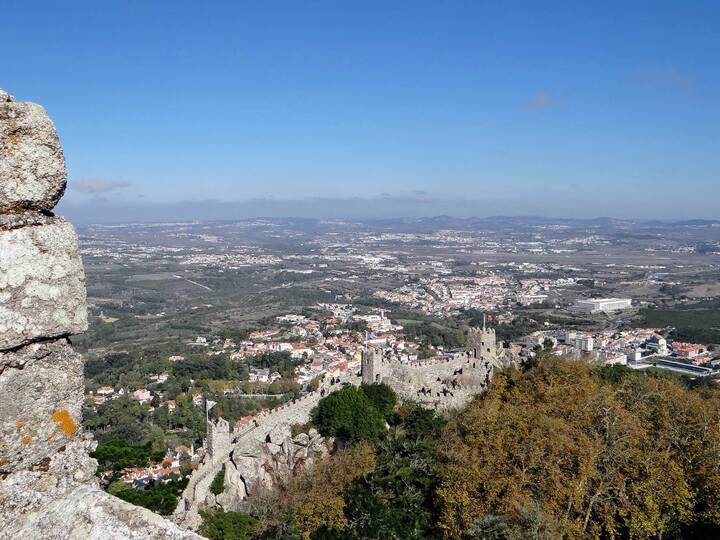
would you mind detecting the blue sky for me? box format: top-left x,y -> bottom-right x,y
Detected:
2,1 -> 719,220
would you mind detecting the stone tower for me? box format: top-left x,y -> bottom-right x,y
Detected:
467,322 -> 500,367
361,347 -> 386,385
0,88 -> 199,538
207,417 -> 231,463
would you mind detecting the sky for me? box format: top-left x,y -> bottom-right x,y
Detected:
2,1 -> 719,221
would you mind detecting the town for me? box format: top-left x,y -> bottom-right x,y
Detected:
84,301 -> 719,493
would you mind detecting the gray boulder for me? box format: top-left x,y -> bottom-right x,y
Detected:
0,217 -> 88,349
0,99 -> 66,212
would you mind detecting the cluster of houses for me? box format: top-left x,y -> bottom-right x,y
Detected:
114,445 -> 207,489
518,327 -> 716,373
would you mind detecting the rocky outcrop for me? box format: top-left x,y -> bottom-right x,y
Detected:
218,429 -> 328,512
0,94 -> 67,212
0,88 -> 201,539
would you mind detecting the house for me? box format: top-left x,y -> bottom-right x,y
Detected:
674,342 -> 704,358
96,386 -> 115,396
132,388 -> 153,404
149,373 -> 168,384
234,415 -> 254,430
249,368 -> 271,383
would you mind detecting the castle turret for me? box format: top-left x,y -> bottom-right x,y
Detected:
467,324 -> 500,367
207,417 -> 231,463
361,347 -> 386,384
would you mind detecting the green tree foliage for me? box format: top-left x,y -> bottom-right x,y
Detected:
437,357 -> 720,539
174,355 -> 243,380
264,406 -> 446,540
403,321 -> 466,349
111,476 -> 189,515
210,464 -> 226,495
639,301 -> 720,345
396,403 -> 446,440
83,395 -> 151,445
91,440 -> 164,473
359,384 -> 397,417
343,430 -> 443,538
311,386 -> 385,443
249,351 -> 304,379
199,510 -> 259,539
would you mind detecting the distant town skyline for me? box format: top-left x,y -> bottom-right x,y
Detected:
4,1 -> 719,220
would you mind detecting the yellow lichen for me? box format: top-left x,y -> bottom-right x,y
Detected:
21,435 -> 32,445
15,419 -> 24,429
51,410 -> 77,437
47,431 -> 58,441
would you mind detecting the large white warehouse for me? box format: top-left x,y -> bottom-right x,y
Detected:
573,298 -> 632,314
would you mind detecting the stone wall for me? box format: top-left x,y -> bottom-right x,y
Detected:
0,88 -> 202,539
176,373 -> 357,527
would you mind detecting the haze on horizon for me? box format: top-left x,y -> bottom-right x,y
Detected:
2,1 -> 719,222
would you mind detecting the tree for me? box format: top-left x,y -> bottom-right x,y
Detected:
397,403 -> 445,440
436,358 -> 720,539
267,442 -> 376,540
359,383 -> 397,418
92,440 -> 164,473
111,475 -> 189,515
199,510 -> 259,540
312,386 -> 385,443
344,435 -> 441,539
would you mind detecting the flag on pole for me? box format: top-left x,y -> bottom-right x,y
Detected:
206,399 -> 217,413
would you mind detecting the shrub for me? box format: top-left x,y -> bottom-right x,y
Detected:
210,464 -> 226,495
311,386 -> 384,443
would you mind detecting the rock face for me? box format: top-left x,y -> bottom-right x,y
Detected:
0,217 -> 88,349
219,429 -> 328,512
0,98 -> 67,212
0,88 -> 202,539
0,439 -> 199,539
0,340 -> 83,473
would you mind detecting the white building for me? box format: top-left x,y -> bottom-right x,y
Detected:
573,336 -> 594,352
573,298 -> 632,314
